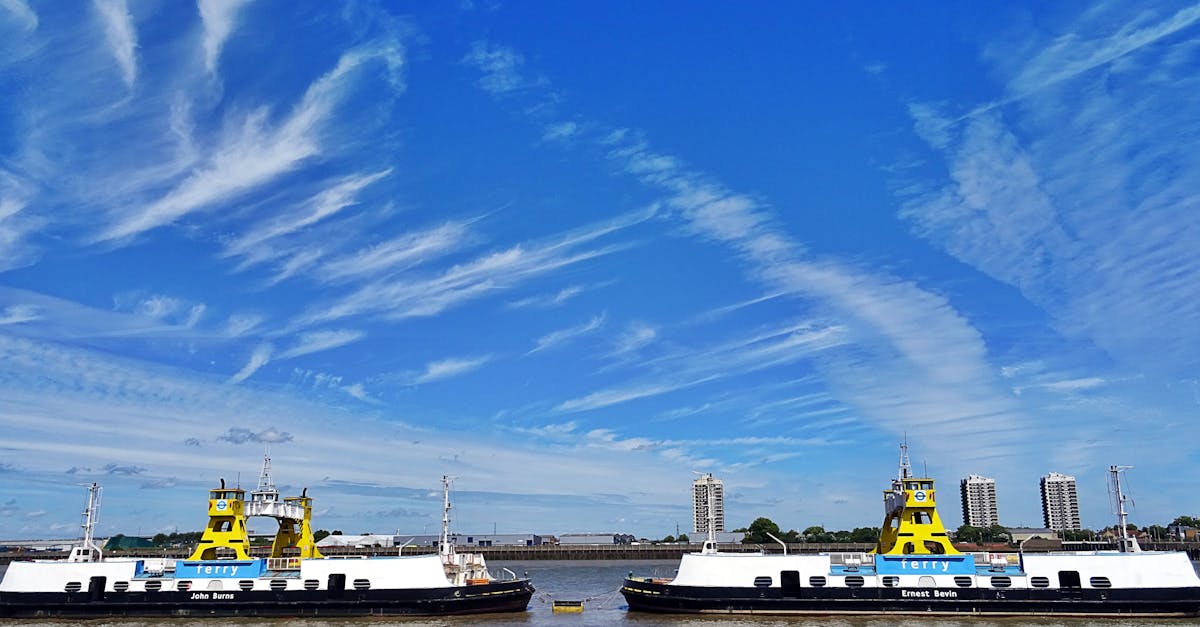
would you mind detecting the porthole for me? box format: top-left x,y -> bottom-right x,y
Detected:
177,580 -> 192,591
845,575 -> 865,587
304,579 -> 320,590
239,580 -> 255,591
270,579 -> 288,591
353,578 -> 371,590
809,576 -> 826,587
113,581 -> 129,592
64,581 -> 82,593
954,576 -> 972,588
882,576 -> 899,587
753,576 -> 772,588
1090,577 -> 1112,589
145,580 -> 162,592
991,576 -> 1012,588
1031,576 -> 1050,588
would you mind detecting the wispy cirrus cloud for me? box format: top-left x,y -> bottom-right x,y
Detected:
0,304 -> 39,325
315,220 -> 474,284
99,41 -> 405,242
277,329 -> 365,360
197,0 -> 253,74
901,3 -> 1200,375
462,40 -> 542,95
228,342 -> 273,384
0,0 -> 38,32
92,0 -> 138,87
411,355 -> 491,385
528,313 -> 605,354
216,426 -> 293,444
294,210 -> 650,327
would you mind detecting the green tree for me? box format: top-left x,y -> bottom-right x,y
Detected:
662,535 -> 676,543
803,526 -> 832,543
1171,516 -> 1200,528
314,529 -> 331,542
678,533 -> 689,543
848,527 -> 881,543
152,533 -> 168,547
741,517 -> 782,544
1146,525 -> 1169,541
954,524 -> 982,543
1061,529 -> 1096,541
982,524 -> 1011,543
332,530 -> 343,535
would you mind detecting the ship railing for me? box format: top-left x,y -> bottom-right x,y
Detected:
828,552 -> 874,568
266,557 -> 302,571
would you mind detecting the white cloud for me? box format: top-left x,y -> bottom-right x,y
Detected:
543,121 -> 579,142
92,0 -> 138,87
316,220 -> 473,284
198,0 -> 253,74
612,321 -> 657,355
0,305 -> 39,325
462,40 -> 534,95
228,343 -> 272,384
412,355 -> 490,385
528,313 -> 605,354
100,42 -> 405,242
0,0 -> 37,32
277,329 -> 365,360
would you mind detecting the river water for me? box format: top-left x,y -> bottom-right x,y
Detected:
3,560 -> 1200,626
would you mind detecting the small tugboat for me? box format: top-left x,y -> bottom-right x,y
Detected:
0,458 -> 533,618
622,443 -> 1200,617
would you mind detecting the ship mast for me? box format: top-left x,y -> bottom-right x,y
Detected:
69,483 -> 103,562
440,475 -> 453,557
1109,465 -> 1141,553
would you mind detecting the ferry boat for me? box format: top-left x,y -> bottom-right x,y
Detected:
0,460 -> 533,618
622,444 -> 1200,617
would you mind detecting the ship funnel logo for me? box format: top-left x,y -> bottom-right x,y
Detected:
216,499 -> 228,511
913,491 -> 927,502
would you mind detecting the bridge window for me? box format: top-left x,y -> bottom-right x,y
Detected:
1031,576 -> 1050,588
753,576 -> 772,587
1090,577 -> 1112,588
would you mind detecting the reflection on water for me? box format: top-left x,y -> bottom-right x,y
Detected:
2,560 -> 1199,626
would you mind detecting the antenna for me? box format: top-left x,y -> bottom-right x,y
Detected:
898,437 -> 912,480
440,475 -> 455,557
1109,465 -> 1141,553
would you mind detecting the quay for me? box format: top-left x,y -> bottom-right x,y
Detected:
3,542 -> 1197,565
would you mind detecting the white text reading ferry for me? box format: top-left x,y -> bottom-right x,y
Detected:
622,445 -> 1200,617
0,459 -> 533,618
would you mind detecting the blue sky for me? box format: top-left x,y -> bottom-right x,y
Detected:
1,0 -> 1198,540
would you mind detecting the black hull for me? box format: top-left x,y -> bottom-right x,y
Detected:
0,580 -> 534,618
622,578 -> 1200,617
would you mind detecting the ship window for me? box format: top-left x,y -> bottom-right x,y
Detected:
753,576 -> 772,587
809,576 -> 827,587
270,579 -> 288,591
920,481 -> 933,489
954,576 -> 972,588
882,576 -> 899,587
64,581 -> 82,593
239,580 -> 255,591
114,581 -> 129,592
991,576 -> 1012,588
1031,576 -> 1050,588
353,578 -> 371,590
304,579 -> 320,590
1058,570 -> 1081,589
845,575 -> 865,587
177,580 -> 192,591
145,581 -> 162,591
919,576 -> 935,588
1090,577 -> 1112,588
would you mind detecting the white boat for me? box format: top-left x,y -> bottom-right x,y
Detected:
0,461 -> 533,618
622,445 -> 1200,617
